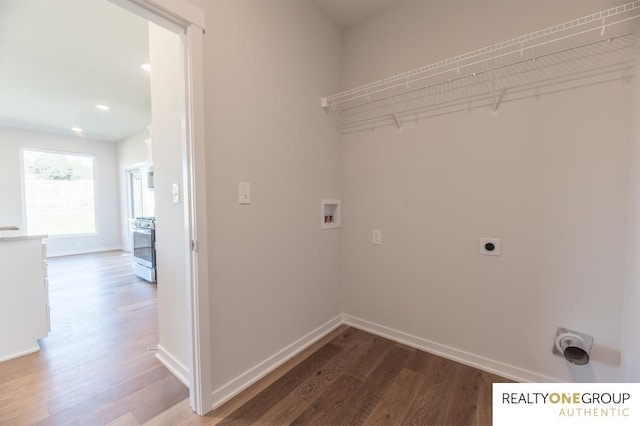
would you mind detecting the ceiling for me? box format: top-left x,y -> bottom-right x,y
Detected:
0,0 -> 399,143
313,0 -> 402,28
0,0 -> 150,142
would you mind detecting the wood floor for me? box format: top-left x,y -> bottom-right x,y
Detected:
0,251 -> 188,425
0,250 -> 510,425
201,327 -> 510,426
145,325 -> 510,426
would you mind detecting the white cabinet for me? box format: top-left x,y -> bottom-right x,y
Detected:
0,236 -> 49,362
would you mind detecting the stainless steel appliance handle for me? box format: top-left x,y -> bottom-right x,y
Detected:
134,228 -> 153,235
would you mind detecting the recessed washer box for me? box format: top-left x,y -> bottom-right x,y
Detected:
480,238 -> 501,256
321,199 -> 341,230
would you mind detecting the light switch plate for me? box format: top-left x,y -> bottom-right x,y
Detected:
239,182 -> 251,204
172,183 -> 180,204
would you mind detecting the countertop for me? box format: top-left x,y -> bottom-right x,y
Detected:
0,230 -> 48,242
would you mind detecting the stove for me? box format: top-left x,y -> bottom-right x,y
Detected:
131,217 -> 156,282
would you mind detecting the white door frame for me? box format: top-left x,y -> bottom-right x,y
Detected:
108,0 -> 212,415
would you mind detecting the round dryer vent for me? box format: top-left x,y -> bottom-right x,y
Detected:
552,328 -> 593,366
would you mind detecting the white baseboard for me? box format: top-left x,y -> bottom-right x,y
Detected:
210,315 -> 343,410
0,345 -> 40,363
46,245 -> 125,258
156,344 -> 190,387
343,314 -> 559,383
206,313 -> 557,413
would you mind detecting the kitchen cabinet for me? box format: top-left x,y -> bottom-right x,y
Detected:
0,234 -> 49,362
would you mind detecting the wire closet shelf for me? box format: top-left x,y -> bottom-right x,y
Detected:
321,1 -> 640,134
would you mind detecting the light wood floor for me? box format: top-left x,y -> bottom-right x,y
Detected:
0,251 -> 188,425
0,251 -> 510,425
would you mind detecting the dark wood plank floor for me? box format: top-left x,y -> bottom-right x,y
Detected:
0,251 -> 188,425
209,327 -> 511,426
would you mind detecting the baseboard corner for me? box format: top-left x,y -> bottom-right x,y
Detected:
210,314 -> 343,410
156,344 -> 190,387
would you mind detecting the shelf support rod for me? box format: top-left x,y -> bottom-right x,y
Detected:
491,56 -> 499,114
388,95 -> 402,129
325,103 -> 342,134
633,31 -> 640,74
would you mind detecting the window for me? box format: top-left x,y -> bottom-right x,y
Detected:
22,149 -> 96,236
127,166 -> 155,219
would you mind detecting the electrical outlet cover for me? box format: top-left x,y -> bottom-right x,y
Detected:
372,229 -> 382,245
480,238 -> 501,256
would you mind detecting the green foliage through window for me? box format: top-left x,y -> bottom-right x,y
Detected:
26,151 -> 92,181
22,150 -> 96,236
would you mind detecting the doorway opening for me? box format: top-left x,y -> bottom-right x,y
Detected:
0,0 -> 209,418
109,0 -> 211,415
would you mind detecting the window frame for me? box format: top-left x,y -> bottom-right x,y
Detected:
20,147 -> 99,238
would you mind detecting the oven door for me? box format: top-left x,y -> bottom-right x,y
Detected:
132,227 -> 155,268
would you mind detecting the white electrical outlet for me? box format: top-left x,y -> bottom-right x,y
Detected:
480,238 -> 501,256
239,182 -> 251,204
372,229 -> 382,245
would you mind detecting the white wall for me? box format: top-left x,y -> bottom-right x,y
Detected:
192,0 -> 342,394
622,54 -> 640,381
341,0 -> 632,382
117,128 -> 150,251
118,127 -> 148,168
0,125 -> 121,256
148,22 -> 190,378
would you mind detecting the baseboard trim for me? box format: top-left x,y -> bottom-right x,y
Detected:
156,344 -> 190,387
343,314 -> 559,383
206,313 -> 557,413
210,315 -> 343,410
46,245 -> 125,258
0,345 -> 40,363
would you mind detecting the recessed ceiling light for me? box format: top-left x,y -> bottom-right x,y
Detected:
95,104 -> 110,111
71,126 -> 83,133
141,63 -> 151,72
